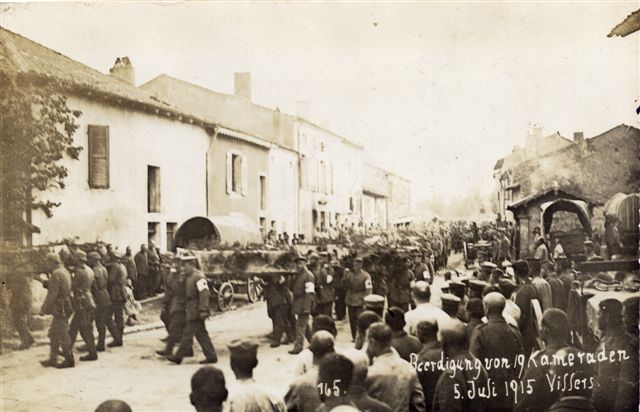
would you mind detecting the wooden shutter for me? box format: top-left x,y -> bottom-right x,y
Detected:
241,155 -> 248,196
226,151 -> 232,194
88,125 -> 109,188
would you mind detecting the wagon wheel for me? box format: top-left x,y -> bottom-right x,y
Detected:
247,276 -> 264,303
217,281 -> 234,312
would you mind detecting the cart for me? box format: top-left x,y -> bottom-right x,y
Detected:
188,249 -> 297,312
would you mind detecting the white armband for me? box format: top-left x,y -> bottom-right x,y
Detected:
196,278 -> 209,292
364,279 -> 372,289
326,275 -> 333,284
304,281 -> 315,293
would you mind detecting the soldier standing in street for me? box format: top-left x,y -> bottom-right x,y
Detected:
332,258 -> 347,321
157,260 -> 193,357
315,261 -> 335,317
388,256 -> 414,312
88,252 -> 120,352
147,242 -> 161,296
134,244 -> 148,299
344,257 -> 372,341
168,254 -> 218,364
39,253 -> 74,369
268,274 -> 295,348
68,250 -> 98,361
107,250 -> 128,347
288,256 -> 315,355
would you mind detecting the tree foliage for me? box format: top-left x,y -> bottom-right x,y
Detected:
0,73 -> 82,241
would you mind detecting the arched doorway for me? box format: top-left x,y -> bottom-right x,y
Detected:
173,217 -> 220,251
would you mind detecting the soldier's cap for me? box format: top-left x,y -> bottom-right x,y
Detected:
319,251 -> 329,257
480,262 -> 497,269
46,252 -> 61,264
449,281 -> 466,294
441,293 -> 461,304
599,298 -> 623,316
228,339 -> 258,359
364,294 -> 385,307
512,260 -> 530,277
88,251 -> 102,261
177,251 -> 197,261
76,250 -> 88,262
353,257 -> 363,263
440,282 -> 450,291
111,249 -> 125,259
469,279 -> 489,291
498,278 -> 517,293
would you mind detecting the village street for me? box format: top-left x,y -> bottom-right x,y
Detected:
1,257 -> 463,412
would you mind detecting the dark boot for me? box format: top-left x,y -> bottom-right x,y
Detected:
107,339 -> 123,348
80,353 -> 98,361
96,342 -> 105,352
56,355 -> 75,369
166,355 -> 182,365
185,348 -> 194,358
199,356 -> 217,364
40,359 -> 57,368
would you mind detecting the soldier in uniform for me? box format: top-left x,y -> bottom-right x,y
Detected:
388,256 -> 413,312
226,339 -> 286,411
88,252 -> 120,352
157,259 -> 193,357
268,274 -> 295,348
39,253 -> 74,368
288,256 -> 315,355
168,254 -> 218,364
315,262 -> 335,317
470,292 -> 524,412
68,250 -> 98,361
344,257 -> 372,341
107,250 -> 128,347
440,294 -> 461,319
134,244 -> 149,299
147,242 -> 161,296
412,252 -> 431,284
332,259 -> 347,321
515,309 -> 571,412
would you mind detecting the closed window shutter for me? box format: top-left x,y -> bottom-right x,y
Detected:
226,151 -> 232,194
241,155 -> 248,196
88,125 -> 109,189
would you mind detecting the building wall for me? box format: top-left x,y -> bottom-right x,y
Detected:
388,174 -> 412,224
268,147 -> 299,235
32,95 -> 210,251
296,121 -> 363,239
208,134 -> 270,228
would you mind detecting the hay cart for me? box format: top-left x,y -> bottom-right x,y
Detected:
188,249 -> 297,312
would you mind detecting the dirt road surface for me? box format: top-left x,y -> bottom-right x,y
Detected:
2,254 -> 465,412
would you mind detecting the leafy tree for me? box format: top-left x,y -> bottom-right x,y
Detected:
0,73 -> 82,243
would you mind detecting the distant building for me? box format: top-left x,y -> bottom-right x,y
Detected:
361,163 -> 412,229
493,127 -> 575,221
1,27 -> 214,250
493,123 -> 640,256
141,74 -> 299,238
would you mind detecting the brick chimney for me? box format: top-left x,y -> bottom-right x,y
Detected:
109,57 -> 135,85
234,72 -> 252,100
573,131 -> 584,142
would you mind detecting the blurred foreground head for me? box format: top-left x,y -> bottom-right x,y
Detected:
190,366 -> 228,412
95,400 -> 132,412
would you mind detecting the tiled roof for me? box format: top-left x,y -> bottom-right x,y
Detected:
0,27 -> 211,127
608,9 -> 640,37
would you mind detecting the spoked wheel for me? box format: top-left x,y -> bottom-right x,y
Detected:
247,276 -> 264,303
217,281 -> 234,312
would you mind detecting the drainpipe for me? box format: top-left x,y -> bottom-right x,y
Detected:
206,125 -> 219,217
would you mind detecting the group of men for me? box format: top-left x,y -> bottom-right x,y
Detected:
38,249 -> 127,368
263,252 -> 374,354
156,252 -> 218,365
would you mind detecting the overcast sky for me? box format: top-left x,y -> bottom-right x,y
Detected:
2,2 -> 638,204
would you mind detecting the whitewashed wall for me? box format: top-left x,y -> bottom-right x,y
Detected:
31,95 -> 210,251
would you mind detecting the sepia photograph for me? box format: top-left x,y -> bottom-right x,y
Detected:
0,1 -> 639,411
